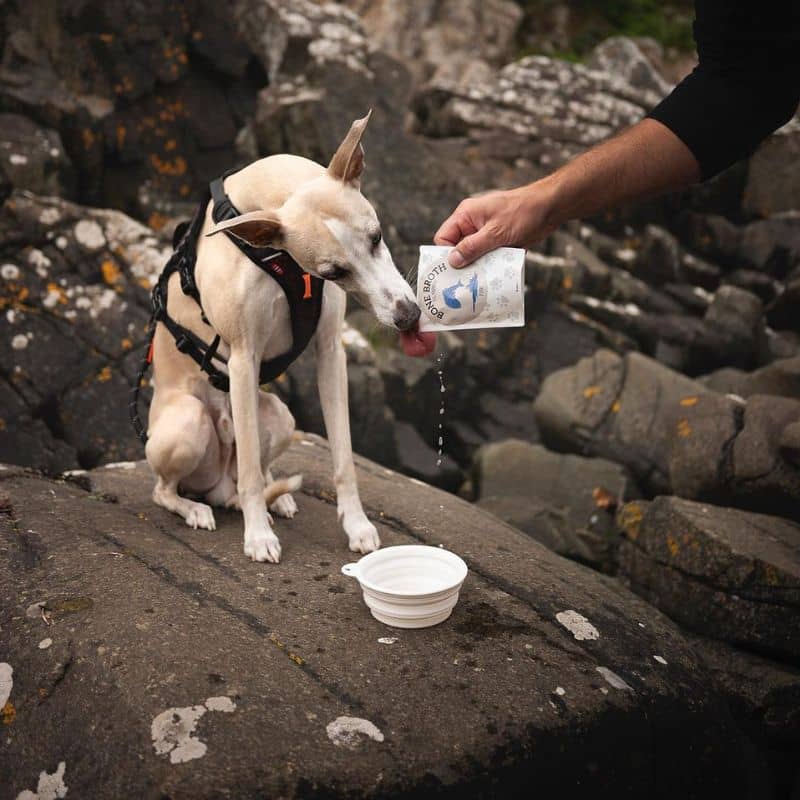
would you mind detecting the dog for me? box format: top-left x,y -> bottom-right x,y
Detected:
145,113 -> 435,563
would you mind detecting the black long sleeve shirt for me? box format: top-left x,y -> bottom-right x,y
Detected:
647,0 -> 800,179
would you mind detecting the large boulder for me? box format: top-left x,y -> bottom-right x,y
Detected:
699,356 -> 800,401
618,496 -> 800,665
689,635 -> 800,798
0,113 -> 74,197
334,0 -> 523,86
743,125 -> 800,217
0,0 -> 260,215
534,350 -> 708,493
412,51 -> 667,168
668,393 -> 800,518
473,439 -> 638,568
0,442 -> 769,797
0,190 -> 169,471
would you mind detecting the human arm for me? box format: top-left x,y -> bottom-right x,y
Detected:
436,1 -> 800,267
435,118 -> 701,267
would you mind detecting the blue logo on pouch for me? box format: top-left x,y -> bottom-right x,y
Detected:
442,273 -> 479,311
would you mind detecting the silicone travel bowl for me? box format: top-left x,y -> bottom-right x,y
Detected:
341,544 -> 468,629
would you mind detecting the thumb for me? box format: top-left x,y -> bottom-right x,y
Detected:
447,227 -> 498,268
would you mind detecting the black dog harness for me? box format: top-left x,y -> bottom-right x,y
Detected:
129,171 -> 324,444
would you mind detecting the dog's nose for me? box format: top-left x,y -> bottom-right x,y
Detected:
393,299 -> 421,331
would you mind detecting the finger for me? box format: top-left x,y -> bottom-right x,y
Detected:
434,209 -> 477,247
448,227 -> 498,268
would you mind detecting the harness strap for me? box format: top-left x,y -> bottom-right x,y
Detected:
208,174 -> 325,385
129,167 -> 327,443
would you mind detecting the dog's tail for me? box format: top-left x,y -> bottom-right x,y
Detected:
263,474 -> 302,506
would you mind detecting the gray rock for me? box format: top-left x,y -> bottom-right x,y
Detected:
743,125 -> 800,217
0,113 -> 74,197
0,191 -> 169,471
739,215 -> 800,279
394,420 -> 462,491
635,224 -> 681,285
723,269 -> 782,305
0,1 -> 258,212
279,319 -> 398,469
534,350 -> 708,493
667,390 -> 800,518
473,439 -> 637,568
700,357 -> 800,399
768,264 -> 800,333
689,635 -> 800,797
618,496 -> 800,664
336,0 -> 523,86
586,36 -> 672,97
412,52 -> 667,165
0,444 -> 767,797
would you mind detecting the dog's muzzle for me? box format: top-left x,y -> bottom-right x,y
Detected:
393,299 -> 421,331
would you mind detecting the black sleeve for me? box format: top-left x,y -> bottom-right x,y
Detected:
647,1 -> 800,180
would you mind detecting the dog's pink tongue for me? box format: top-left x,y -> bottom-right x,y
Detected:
399,325 -> 437,357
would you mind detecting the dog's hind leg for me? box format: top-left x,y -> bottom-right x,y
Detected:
258,391 -> 301,519
146,394 -> 218,531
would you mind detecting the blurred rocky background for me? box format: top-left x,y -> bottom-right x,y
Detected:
1,1 -> 799,794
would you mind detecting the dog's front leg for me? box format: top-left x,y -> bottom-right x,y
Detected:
228,346 -> 282,562
317,334 -> 381,554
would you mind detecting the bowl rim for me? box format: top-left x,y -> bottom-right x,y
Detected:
342,544 -> 468,598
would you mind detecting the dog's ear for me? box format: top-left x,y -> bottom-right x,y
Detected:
328,110 -> 372,185
206,210 -> 282,247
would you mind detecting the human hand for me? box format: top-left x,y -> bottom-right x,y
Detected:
434,182 -> 558,267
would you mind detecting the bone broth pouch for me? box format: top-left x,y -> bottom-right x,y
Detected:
417,246 -> 525,332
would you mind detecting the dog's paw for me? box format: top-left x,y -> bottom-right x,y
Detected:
244,531 -> 282,563
270,493 -> 298,519
344,515 -> 381,554
185,502 -> 216,531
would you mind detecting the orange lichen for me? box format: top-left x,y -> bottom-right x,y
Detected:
562,275 -> 573,291
46,282 -> 68,305
611,400 -> 621,413
121,338 -> 132,350
582,385 -> 601,399
2,702 -> 15,725
97,366 -> 112,383
147,212 -> 168,231
618,502 -> 643,540
101,260 -> 122,285
149,154 -> 187,176
676,419 -> 692,438
680,396 -> 699,407
666,535 -> 679,557
116,125 -> 127,150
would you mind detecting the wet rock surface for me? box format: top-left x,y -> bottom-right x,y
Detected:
0,443 -> 767,799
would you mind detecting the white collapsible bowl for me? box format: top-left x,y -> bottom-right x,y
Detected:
341,545 -> 468,629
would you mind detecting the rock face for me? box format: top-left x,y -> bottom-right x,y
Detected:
618,496 -> 800,665
534,350 -> 708,493
0,113 -> 74,198
338,0 -> 523,85
668,393 -> 800,519
0,190 -> 168,471
412,43 -> 668,167
0,443 -> 766,798
743,125 -> 800,217
0,0 -> 260,215
473,439 -> 637,568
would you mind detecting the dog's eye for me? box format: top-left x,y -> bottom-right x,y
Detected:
321,264 -> 348,281
370,230 -> 382,252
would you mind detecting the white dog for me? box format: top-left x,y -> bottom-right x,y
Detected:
145,113 -> 435,562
